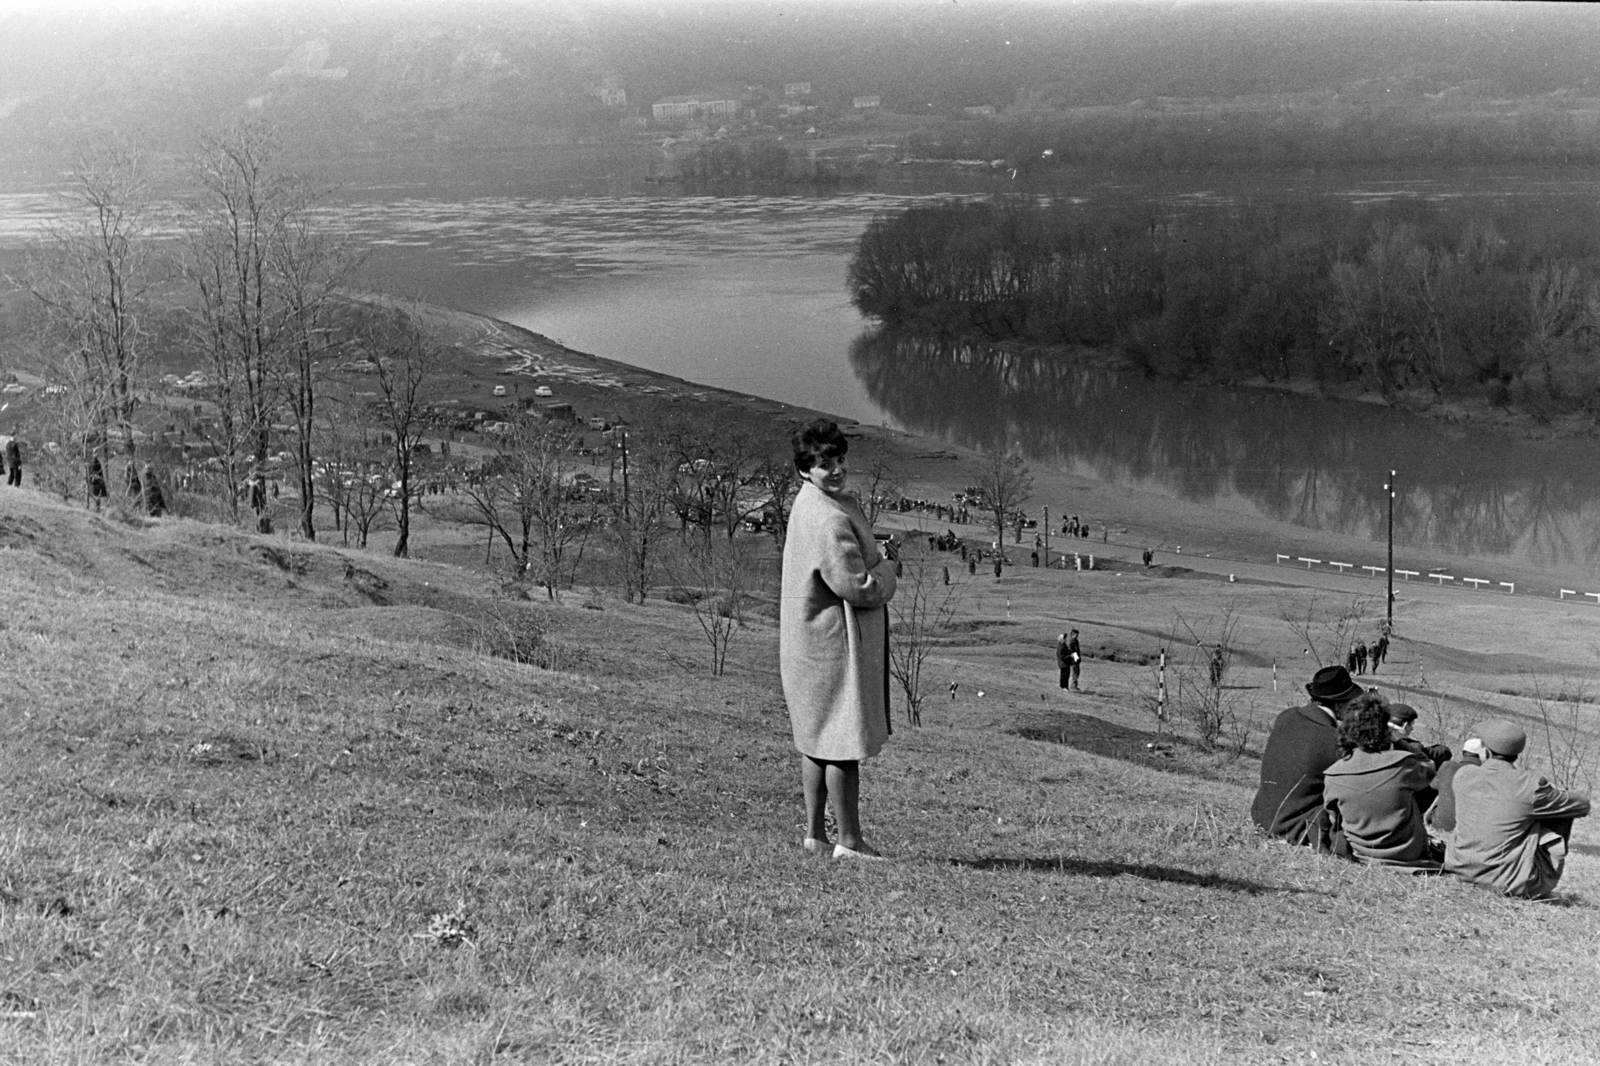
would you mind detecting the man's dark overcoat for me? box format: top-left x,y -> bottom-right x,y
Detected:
1251,703 -> 1342,843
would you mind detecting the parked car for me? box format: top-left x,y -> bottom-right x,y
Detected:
493,385 -> 507,397
534,385 -> 554,397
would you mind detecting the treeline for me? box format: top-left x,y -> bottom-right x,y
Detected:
848,196 -> 1600,415
907,108 -> 1600,174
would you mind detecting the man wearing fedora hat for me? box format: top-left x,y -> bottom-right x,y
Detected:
1444,719 -> 1591,899
1252,665 -> 1367,844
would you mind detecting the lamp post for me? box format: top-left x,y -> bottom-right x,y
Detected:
1385,469 -> 1396,631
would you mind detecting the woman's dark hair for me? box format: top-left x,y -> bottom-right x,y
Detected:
792,419 -> 848,473
1337,693 -> 1393,756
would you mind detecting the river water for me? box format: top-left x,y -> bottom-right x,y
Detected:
7,168 -> 1600,574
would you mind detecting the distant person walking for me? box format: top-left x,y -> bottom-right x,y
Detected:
1059,629 -> 1082,691
7,437 -> 21,487
1371,634 -> 1389,672
779,419 -> 898,862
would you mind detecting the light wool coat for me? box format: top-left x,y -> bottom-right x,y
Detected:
1445,760 -> 1591,898
780,481 -> 897,761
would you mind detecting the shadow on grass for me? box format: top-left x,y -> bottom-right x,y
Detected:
950,855 -> 1311,896
1010,711 -> 1260,780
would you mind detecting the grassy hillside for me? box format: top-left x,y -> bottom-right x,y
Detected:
3,486 -> 1600,1064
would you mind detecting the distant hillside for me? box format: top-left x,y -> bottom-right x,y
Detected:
2,0 -> 1598,176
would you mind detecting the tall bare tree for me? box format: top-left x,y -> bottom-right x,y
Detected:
369,308 -> 439,558
274,193 -> 354,539
22,145 -> 151,504
976,447 -> 1034,545
606,417 -> 680,604
182,123 -> 292,489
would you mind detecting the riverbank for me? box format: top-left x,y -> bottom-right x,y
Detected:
413,301 -> 1600,603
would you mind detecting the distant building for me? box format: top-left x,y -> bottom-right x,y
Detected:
780,102 -> 814,118
852,95 -> 882,109
963,105 -> 997,117
652,94 -> 742,122
593,75 -> 627,108
784,81 -> 813,97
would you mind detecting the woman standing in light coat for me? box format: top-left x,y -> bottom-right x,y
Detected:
780,419 -> 897,860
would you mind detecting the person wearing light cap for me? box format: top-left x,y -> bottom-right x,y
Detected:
1444,719 -> 1591,899
1251,664 -> 1365,845
1424,737 -> 1485,844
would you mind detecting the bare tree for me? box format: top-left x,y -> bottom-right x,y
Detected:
1280,593 -> 1374,669
369,307 -> 439,557
312,401 -> 390,548
440,416 -> 594,599
606,418 -> 680,604
888,539 -> 966,726
673,535 -> 756,676
274,194 -> 355,539
976,447 -> 1034,545
21,144 -> 151,504
181,122 -> 296,485
1168,604 -> 1250,752
857,454 -> 902,527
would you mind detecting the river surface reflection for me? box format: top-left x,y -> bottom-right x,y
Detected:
851,332 -> 1600,573
8,171 -> 1600,572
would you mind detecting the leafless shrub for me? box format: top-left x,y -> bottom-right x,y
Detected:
1280,593 -> 1374,668
669,536 -> 757,676
1145,603 -> 1259,755
888,539 -> 966,727
1526,676 -> 1599,794
473,602 -> 557,670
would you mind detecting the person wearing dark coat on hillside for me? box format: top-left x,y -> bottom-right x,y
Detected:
3,437 -> 17,487
1371,634 -> 1389,672
1322,694 -> 1442,869
1062,630 -> 1081,691
1384,702 -> 1452,815
1251,665 -> 1365,845
1445,719 -> 1591,899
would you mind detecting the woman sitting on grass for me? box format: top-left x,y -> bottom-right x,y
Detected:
1322,694 -> 1443,869
779,419 -> 898,861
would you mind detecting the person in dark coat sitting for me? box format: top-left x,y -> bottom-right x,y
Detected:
1385,701 -> 1452,814
1251,664 -> 1365,845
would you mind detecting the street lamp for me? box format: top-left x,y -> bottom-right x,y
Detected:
1385,469 -> 1396,631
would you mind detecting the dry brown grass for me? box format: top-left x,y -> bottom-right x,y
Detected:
3,488 -> 1600,1065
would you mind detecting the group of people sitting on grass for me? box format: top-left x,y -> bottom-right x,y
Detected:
1253,664 -> 1591,899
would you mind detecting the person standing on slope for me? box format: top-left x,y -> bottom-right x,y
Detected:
779,419 -> 898,861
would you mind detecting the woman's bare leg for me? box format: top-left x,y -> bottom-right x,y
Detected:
825,760 -> 863,850
801,755 -> 830,842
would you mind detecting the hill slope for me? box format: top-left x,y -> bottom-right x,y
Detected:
2,487 -> 1599,1064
